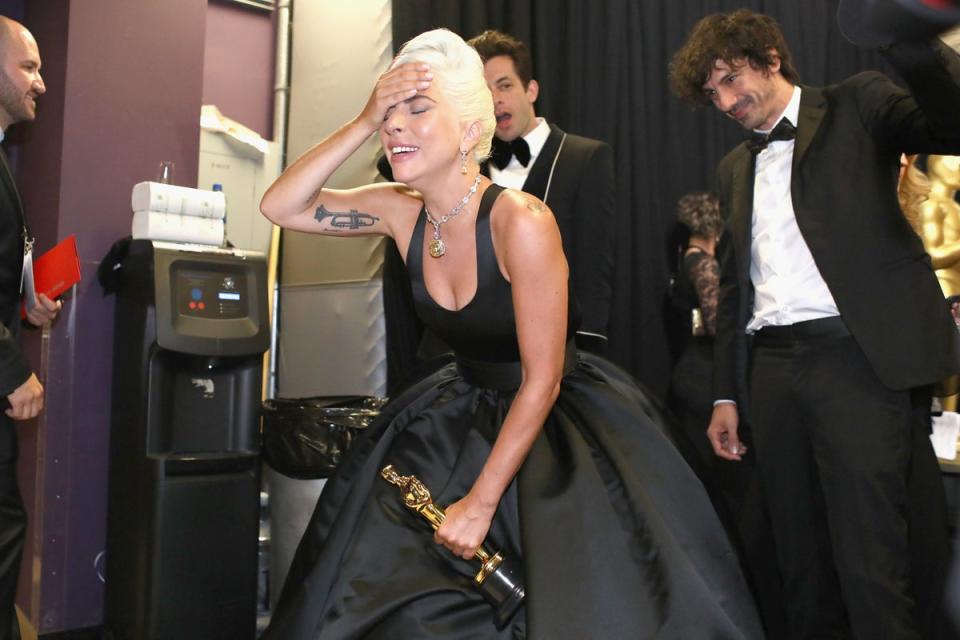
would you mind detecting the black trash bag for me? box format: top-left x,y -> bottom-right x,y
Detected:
261,396 -> 386,479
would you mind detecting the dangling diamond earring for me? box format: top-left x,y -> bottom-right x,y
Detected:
460,148 -> 468,175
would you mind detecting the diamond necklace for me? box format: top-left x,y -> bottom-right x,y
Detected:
424,174 -> 482,258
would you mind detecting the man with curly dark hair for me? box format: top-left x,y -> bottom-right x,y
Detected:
669,10 -> 800,109
671,7 -> 960,639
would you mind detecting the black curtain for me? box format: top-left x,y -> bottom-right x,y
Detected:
389,0 -> 890,398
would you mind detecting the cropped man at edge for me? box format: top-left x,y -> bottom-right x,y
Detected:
0,15 -> 61,640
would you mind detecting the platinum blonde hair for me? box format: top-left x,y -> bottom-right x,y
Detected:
392,28 -> 494,164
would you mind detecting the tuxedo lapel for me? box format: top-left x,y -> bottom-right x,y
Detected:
726,87 -> 823,276
521,124 -> 564,201
794,86 -> 826,170
727,146 -> 754,279
0,148 -> 24,231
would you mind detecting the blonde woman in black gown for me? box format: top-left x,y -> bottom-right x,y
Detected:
260,28 -> 762,640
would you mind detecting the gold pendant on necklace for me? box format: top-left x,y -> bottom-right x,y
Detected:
429,238 -> 446,258
424,174 -> 481,260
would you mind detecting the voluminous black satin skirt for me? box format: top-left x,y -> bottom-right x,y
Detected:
263,352 -> 764,639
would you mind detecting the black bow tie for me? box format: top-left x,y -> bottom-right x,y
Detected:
490,136 -> 531,170
746,119 -> 797,155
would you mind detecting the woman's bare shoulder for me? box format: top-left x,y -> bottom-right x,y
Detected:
490,187 -> 557,235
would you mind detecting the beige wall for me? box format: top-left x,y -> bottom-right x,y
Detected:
277,0 -> 393,397
281,0 -> 393,285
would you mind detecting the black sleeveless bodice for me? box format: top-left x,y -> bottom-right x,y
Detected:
407,184 -> 578,363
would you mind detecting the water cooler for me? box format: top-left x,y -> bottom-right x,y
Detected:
105,240 -> 269,640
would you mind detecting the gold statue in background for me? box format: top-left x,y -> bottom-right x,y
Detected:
903,155 -> 960,409
917,155 -> 960,296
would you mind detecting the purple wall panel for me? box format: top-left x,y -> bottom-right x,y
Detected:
14,3 -> 71,627
0,0 -> 275,632
35,272 -> 115,631
14,0 -> 208,632
203,1 -> 276,140
59,1 -> 207,262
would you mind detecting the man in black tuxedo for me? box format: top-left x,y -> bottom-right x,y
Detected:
671,8 -> 960,639
467,30 -> 615,354
0,16 -> 60,640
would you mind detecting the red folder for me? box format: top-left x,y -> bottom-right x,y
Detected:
21,235 -> 81,318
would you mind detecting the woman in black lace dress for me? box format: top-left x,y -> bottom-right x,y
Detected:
669,192 -> 723,466
259,29 -> 762,639
668,192 -> 764,525
668,194 -> 788,636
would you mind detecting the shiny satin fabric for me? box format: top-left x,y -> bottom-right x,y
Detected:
263,353 -> 763,639
263,183 -> 762,638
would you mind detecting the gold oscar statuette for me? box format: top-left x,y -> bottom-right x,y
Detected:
380,464 -> 525,629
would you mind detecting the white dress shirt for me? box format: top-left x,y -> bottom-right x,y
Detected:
746,86 -> 839,333
489,117 -> 551,189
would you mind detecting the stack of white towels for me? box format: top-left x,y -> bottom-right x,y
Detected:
131,182 -> 226,246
